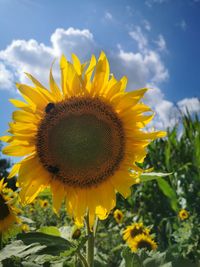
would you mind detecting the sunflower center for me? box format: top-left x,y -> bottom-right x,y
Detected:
37,97 -> 125,188
137,240 -> 153,251
0,195 -> 10,220
130,228 -> 144,238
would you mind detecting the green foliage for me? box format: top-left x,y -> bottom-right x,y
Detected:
0,232 -> 87,266
125,113 -> 200,255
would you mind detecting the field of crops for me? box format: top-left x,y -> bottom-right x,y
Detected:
0,112 -> 199,267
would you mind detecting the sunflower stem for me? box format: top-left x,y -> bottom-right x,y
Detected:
86,212 -> 95,267
77,251 -> 89,267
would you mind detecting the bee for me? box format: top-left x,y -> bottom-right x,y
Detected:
45,103 -> 55,113
47,165 -> 59,174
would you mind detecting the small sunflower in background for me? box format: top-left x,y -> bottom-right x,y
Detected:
113,209 -> 123,224
1,52 -> 165,227
178,209 -> 189,220
40,199 -> 49,208
0,179 -> 20,234
130,234 -> 157,252
123,222 -> 150,245
29,207 -> 34,213
21,224 -> 29,233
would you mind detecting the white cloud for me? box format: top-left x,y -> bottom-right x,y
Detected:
154,34 -> 167,52
0,26 -> 197,129
144,87 -> 179,129
0,27 -> 96,86
0,62 -> 14,90
129,27 -> 148,51
177,98 -> 200,114
104,11 -> 113,21
112,47 -> 168,90
143,20 -> 151,31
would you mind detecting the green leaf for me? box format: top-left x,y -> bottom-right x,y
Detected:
140,172 -> 172,182
143,251 -> 172,267
157,178 -> 179,212
17,232 -> 75,256
38,226 -> 60,237
0,240 -> 45,261
121,247 -> 141,267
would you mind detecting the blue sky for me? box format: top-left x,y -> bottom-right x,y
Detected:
0,0 -> 200,138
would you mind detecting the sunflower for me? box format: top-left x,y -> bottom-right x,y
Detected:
1,52 -> 165,227
123,223 -> 150,245
21,223 -> 30,233
113,209 -> 123,224
40,199 -> 49,208
130,234 -> 157,252
178,209 -> 189,220
0,179 -> 20,233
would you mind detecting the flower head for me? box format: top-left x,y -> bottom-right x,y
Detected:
40,199 -> 49,208
1,52 -> 165,227
113,209 -> 123,224
21,224 -> 29,233
0,179 -> 20,233
178,209 -> 189,220
130,234 -> 157,252
123,223 -> 150,245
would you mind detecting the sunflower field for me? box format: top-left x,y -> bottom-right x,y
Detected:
0,54 -> 199,267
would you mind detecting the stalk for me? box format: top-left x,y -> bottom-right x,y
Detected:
85,212 -> 95,267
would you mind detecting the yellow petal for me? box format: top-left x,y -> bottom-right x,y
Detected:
2,143 -> 35,157
25,72 -> 47,90
110,170 -> 137,198
90,51 -> 110,96
9,99 -> 35,113
9,122 -> 37,135
0,136 -> 12,142
16,83 -> 49,110
18,156 -> 50,204
84,54 -> 96,87
12,110 -> 40,124
51,180 -> 65,214
8,163 -> 21,179
72,53 -> 82,76
49,65 -> 63,101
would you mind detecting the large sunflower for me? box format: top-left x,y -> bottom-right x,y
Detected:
1,52 -> 165,227
0,179 -> 20,233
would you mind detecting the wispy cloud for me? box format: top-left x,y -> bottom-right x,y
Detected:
104,11 -> 113,21
129,26 -> 148,51
145,0 -> 169,8
143,20 -> 151,31
154,34 -> 167,52
177,20 -> 187,31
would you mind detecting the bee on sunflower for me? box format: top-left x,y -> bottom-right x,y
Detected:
1,52 -> 166,228
130,233 -> 157,252
0,179 -> 20,235
123,222 -> 150,245
178,209 -> 189,220
113,209 -> 123,224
